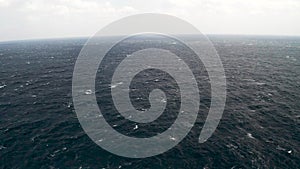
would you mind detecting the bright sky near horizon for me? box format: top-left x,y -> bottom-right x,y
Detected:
0,0 -> 300,41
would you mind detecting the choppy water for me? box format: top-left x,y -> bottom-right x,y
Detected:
0,35 -> 299,168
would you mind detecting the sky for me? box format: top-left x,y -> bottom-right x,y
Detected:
0,0 -> 300,41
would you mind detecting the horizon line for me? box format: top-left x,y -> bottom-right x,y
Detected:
1,33 -> 300,43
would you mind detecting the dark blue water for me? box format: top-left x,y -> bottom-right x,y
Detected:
0,35 -> 299,168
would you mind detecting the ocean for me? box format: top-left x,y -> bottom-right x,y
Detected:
0,35 -> 299,168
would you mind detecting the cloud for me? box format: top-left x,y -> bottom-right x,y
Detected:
0,0 -> 139,41
0,0 -> 11,7
160,0 -> 300,35
0,0 -> 299,41
22,0 -> 138,18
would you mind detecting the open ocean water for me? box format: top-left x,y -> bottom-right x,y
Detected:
0,35 -> 299,168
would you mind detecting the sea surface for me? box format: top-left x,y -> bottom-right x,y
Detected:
0,35 -> 299,168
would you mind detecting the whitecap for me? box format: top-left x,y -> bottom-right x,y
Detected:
53,149 -> 60,154
169,136 -> 176,141
49,149 -> 61,158
226,144 -> 238,149
255,82 -> 266,86
0,85 -> 6,89
161,98 -> 167,103
110,84 -> 117,88
31,136 -> 36,142
247,133 -> 255,139
110,82 -> 124,89
84,89 -> 92,95
276,145 -> 286,151
0,145 -> 6,150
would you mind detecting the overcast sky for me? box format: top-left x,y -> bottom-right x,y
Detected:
1,0 -> 300,41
